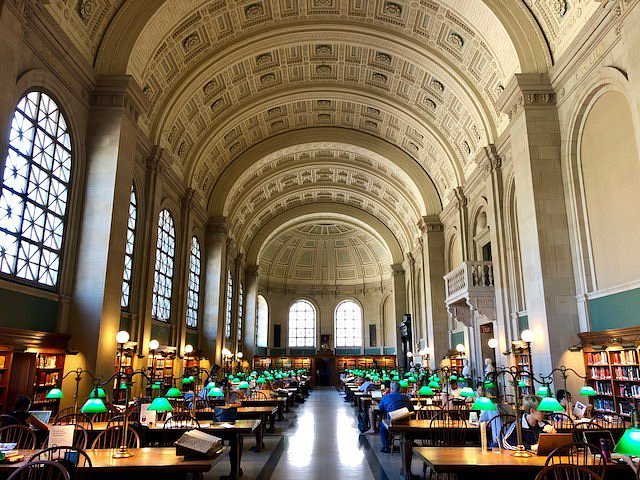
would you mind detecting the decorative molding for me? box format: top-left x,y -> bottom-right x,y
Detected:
91,76 -> 150,124
498,73 -> 556,121
418,215 -> 444,234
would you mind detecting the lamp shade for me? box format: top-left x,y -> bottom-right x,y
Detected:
579,385 -> 597,397
89,387 -> 107,399
536,386 -> 550,397
205,382 -> 216,389
208,387 -> 224,398
392,375 -> 400,381
471,396 -> 497,411
614,427 -> 640,456
537,397 -> 565,413
182,376 -> 194,385
407,376 -> 416,384
148,397 -> 173,412
256,377 -> 266,385
238,381 -> 250,389
483,380 -> 496,389
165,387 -> 183,398
398,380 -> 409,388
428,380 -> 440,389
517,380 -> 528,388
460,387 -> 476,398
449,374 -> 458,381
418,386 -> 434,397
151,382 -> 162,390
46,388 -> 63,399
80,398 -> 107,414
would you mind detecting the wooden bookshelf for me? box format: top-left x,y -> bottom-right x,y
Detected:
147,346 -> 176,389
512,340 -> 533,396
580,327 -> 640,418
0,350 -> 13,412
336,355 -> 396,373
32,351 -> 65,414
113,341 -> 137,404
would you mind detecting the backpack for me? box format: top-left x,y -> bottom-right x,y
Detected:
357,411 -> 370,433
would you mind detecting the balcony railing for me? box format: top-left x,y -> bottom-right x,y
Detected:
444,261 -> 494,303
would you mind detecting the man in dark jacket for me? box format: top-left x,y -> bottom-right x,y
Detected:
378,381 -> 413,453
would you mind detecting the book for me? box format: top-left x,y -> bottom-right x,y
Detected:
175,430 -> 223,458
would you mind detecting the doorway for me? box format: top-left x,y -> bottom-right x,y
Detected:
315,357 -> 336,386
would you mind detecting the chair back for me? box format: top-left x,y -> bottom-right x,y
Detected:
546,412 -> 575,432
90,426 -> 140,450
163,413 -> 200,429
247,390 -> 268,401
6,460 -> 70,480
0,414 -> 22,427
228,391 -> 244,404
486,414 -> 515,447
0,425 -> 37,449
535,464 -> 603,480
105,415 -> 125,429
544,442 -> 605,478
428,411 -> 468,446
53,414 -> 93,431
28,447 -> 92,480
71,424 -> 89,451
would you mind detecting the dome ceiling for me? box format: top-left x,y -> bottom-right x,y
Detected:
259,220 -> 392,287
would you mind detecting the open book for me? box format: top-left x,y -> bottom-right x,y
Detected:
175,430 -> 223,458
388,407 -> 411,424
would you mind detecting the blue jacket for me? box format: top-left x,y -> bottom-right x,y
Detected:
378,391 -> 413,419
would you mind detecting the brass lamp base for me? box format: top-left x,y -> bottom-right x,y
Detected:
113,449 -> 134,459
511,446 -> 533,458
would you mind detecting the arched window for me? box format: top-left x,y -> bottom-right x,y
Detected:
224,270 -> 233,340
121,185 -> 137,308
186,236 -> 201,328
335,300 -> 363,347
237,283 -> 244,347
289,300 -> 316,347
0,91 -> 72,287
152,209 -> 175,322
256,295 -> 269,348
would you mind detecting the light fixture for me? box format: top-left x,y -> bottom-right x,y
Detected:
80,398 -> 107,414
521,329 -> 535,343
418,386 -> 434,397
45,388 -> 64,399
89,387 -> 107,399
537,397 -> 565,413
116,330 -> 130,344
149,339 -> 159,351
407,351 -> 414,358
424,346 -> 433,356
471,396 -> 497,412
221,347 -> 232,358
398,380 -> 409,388
428,379 -> 440,389
579,385 -> 597,397
238,381 -> 250,389
165,387 -> 183,398
237,352 -> 244,360
456,343 -> 465,353
184,344 -> 193,354
536,386 -> 550,397
488,338 -> 499,349
483,380 -> 496,389
460,387 -> 476,398
208,387 -> 224,398
148,397 -> 173,412
151,382 -> 162,390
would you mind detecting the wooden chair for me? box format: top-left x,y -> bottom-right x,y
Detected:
486,414 -> 515,448
544,442 -> 605,478
91,426 -> 140,450
28,447 -> 92,480
0,425 -> 37,449
546,412 -> 575,432
592,412 -> 626,429
71,424 -> 89,451
427,411 -> 468,447
573,420 -> 603,441
53,408 -> 75,421
7,461 -> 70,480
535,464 -> 603,480
105,415 -> 125,429
53,414 -> 93,431
246,390 -> 268,401
0,414 -> 22,427
228,391 -> 244,404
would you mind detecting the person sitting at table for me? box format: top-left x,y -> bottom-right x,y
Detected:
364,380 -> 392,435
479,401 -> 514,447
8,395 -> 49,430
378,381 -> 414,453
442,379 -> 463,408
503,395 -> 555,451
556,389 -> 572,415
359,379 -> 374,393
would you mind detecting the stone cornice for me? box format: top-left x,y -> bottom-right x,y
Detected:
91,76 -> 150,125
418,215 -> 444,234
206,216 -> 229,237
498,73 -> 556,121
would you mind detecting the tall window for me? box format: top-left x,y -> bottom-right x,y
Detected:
0,91 -> 72,287
256,295 -> 268,348
152,209 -> 175,322
237,283 -> 244,347
186,236 -> 201,328
335,300 -> 362,347
288,300 -> 316,347
121,185 -> 137,308
224,270 -> 233,340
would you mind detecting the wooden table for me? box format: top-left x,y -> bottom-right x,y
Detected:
241,398 -> 287,421
235,406 -> 278,450
91,420 -> 259,480
413,446 -> 635,480
384,419 -> 480,480
0,447 -> 226,480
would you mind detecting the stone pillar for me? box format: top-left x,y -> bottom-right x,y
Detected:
174,189 -> 196,355
499,73 -> 578,378
243,265 -> 259,360
453,187 -> 471,261
419,216 -> 448,369
70,77 -> 147,395
391,263 -> 407,369
202,218 -> 228,365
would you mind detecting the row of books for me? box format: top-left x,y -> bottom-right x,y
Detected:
36,355 -> 58,369
612,365 -> 640,381
617,384 -> 640,398
609,350 -> 639,365
588,366 -> 611,380
35,371 -> 59,387
592,381 -> 613,396
591,398 -> 615,412
586,352 -> 608,365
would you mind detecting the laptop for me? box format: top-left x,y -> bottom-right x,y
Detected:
371,390 -> 383,399
536,433 -> 574,456
29,410 -> 52,424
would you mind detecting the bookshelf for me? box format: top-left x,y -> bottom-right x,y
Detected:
113,341 -> 137,404
0,350 -> 12,412
336,355 -> 396,373
32,352 -> 66,413
512,340 -> 533,396
147,346 -> 176,389
580,327 -> 640,418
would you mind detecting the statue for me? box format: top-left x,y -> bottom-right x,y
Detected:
461,358 -> 471,378
484,358 -> 495,378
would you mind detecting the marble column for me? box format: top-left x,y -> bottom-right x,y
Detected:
391,263 -> 407,369
243,264 -> 259,360
499,73 -> 578,378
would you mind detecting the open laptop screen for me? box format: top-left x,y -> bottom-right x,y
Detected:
29,410 -> 52,424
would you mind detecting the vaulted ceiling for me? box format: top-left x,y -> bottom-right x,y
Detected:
43,0 -> 600,261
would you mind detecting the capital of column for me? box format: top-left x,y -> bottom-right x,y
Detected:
91,76 -> 150,124
498,73 -> 556,121
146,145 -> 172,174
418,215 -> 444,235
453,186 -> 467,210
391,263 -> 405,277
475,144 -> 502,174
246,264 -> 259,277
206,216 -> 228,239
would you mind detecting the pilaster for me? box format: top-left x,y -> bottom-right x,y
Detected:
391,263 -> 407,369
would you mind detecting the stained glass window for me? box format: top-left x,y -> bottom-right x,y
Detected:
225,271 -> 233,340
186,236 -> 201,328
237,283 -> 244,347
289,300 -> 315,347
0,91 -> 72,287
152,209 -> 175,322
121,185 -> 137,308
256,295 -> 268,348
335,300 -> 362,347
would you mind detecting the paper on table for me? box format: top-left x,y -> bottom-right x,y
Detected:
219,423 -> 235,428
139,403 -> 156,426
48,425 -> 75,448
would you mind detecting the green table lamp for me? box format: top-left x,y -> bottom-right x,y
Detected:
392,375 -> 400,381
208,387 -> 224,398
238,381 -> 250,389
148,397 -> 173,412
428,379 -> 440,389
398,380 -> 409,389
151,382 -> 162,391
537,396 -> 565,413
89,387 -> 107,399
80,398 -> 107,414
536,386 -> 550,397
615,427 -> 640,456
579,384 -> 597,397
418,385 -> 434,397
460,387 -> 476,398
46,387 -> 64,399
166,387 -> 183,398
471,396 -> 497,412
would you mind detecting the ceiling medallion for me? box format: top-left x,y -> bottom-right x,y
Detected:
271,120 -> 284,129
424,98 -> 437,110
383,2 -> 402,16
448,32 -> 464,48
78,0 -> 95,20
462,141 -> 471,155
315,44 -> 333,55
256,53 -> 272,65
183,33 -> 200,51
553,0 -> 568,17
245,3 -> 264,18
372,72 -> 388,83
375,52 -> 392,65
211,98 -> 224,111
430,79 -> 445,93
203,81 -> 217,95
316,64 -> 332,74
260,73 -> 276,84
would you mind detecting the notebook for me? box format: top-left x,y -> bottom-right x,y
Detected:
371,391 -> 383,399
29,410 -> 52,424
536,433 -> 574,456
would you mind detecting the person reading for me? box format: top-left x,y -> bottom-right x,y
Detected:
378,381 -> 413,453
8,395 -> 49,430
364,380 -> 391,435
502,395 -> 554,451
